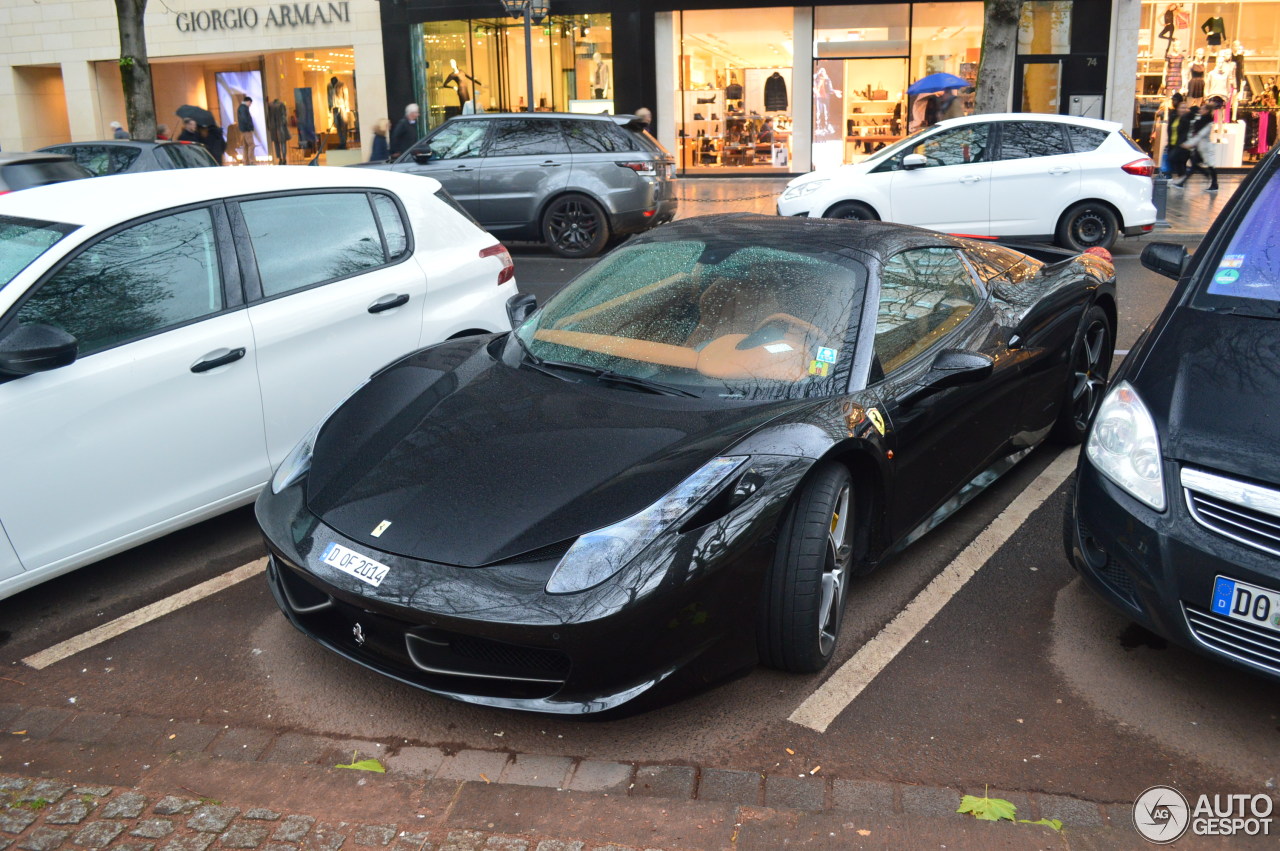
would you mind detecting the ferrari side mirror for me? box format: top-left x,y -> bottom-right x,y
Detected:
900,349 -> 993,407
506,292 -> 538,328
1140,242 -> 1189,280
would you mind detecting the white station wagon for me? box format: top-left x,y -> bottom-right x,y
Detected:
777,113 -> 1157,251
0,166 -> 516,600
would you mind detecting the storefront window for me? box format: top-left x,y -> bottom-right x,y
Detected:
1135,2 -> 1280,170
1019,1 -> 1073,54
676,7 -> 797,173
910,3 -> 983,116
417,15 -> 612,130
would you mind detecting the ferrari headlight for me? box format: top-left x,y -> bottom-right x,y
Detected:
1085,381 -> 1166,511
269,380 -> 368,494
546,456 -> 749,595
781,179 -> 829,201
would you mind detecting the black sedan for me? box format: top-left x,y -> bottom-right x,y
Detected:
1066,147 -> 1280,682
257,214 -> 1116,715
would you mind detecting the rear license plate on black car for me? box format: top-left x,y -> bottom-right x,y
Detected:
320,542 -> 390,588
1211,576 -> 1280,632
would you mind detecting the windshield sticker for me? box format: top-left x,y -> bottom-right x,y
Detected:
1219,254 -> 1245,268
808,360 -> 830,377
764,342 -> 794,354
868,408 -> 887,435
816,347 -> 838,364
1214,268 -> 1241,286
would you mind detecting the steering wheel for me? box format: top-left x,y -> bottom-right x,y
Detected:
737,313 -> 826,350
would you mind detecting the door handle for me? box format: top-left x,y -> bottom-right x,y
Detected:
959,175 -> 982,184
1048,166 -> 1072,175
453,165 -> 473,172
539,160 -> 564,167
191,347 -> 246,374
368,293 -> 410,314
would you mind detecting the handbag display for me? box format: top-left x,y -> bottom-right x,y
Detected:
871,84 -> 888,101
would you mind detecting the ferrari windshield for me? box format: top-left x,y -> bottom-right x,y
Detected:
514,238 -> 866,398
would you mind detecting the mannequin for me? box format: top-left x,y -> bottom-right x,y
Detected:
1159,4 -> 1180,54
591,53 -> 610,99
1205,54 -> 1232,100
1165,40 -> 1185,94
1201,14 -> 1226,47
327,76 -> 349,149
1231,40 -> 1247,95
1188,48 -> 1206,100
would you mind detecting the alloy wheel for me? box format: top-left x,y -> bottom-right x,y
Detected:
1069,319 -> 1111,431
818,483 -> 853,656
547,199 -> 601,254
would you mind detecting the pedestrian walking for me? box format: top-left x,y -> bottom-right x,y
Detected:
237,95 -> 256,164
388,103 -> 420,160
369,118 -> 390,162
110,121 -> 129,139
1175,96 -> 1222,191
1165,99 -> 1193,179
156,123 -> 170,140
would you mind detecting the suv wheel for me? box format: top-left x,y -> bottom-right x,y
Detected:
825,201 -> 878,221
542,194 -> 610,258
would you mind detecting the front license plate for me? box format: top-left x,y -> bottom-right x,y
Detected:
320,542 -> 391,588
1210,576 -> 1280,632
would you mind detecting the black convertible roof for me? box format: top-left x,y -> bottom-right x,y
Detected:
631,213 -> 964,259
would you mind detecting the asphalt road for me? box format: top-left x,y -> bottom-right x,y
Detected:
3,235 -> 1273,817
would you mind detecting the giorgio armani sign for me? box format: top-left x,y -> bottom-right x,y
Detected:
174,2 -> 351,32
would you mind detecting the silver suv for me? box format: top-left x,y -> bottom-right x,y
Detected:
376,113 -> 676,258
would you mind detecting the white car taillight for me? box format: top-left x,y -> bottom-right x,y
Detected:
479,243 -> 515,285
1121,158 -> 1155,177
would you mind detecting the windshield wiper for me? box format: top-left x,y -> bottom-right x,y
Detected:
537,359 -> 699,397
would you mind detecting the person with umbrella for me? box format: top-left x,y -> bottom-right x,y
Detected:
907,73 -> 970,131
176,105 -> 226,165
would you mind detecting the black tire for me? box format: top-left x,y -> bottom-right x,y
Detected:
758,462 -> 856,673
542,194 -> 610,258
1049,305 -> 1114,445
1056,202 -> 1120,252
824,201 -> 878,221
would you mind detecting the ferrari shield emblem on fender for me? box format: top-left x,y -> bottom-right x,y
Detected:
352,623 -> 366,646
371,520 -> 392,537
868,408 -> 887,435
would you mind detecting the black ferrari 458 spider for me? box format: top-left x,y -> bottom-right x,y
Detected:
257,214 -> 1116,715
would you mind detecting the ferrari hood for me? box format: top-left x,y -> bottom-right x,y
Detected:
305,339 -> 808,566
1142,307 -> 1280,484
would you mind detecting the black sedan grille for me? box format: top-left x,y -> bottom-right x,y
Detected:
1182,467 -> 1280,558
1184,604 -> 1280,676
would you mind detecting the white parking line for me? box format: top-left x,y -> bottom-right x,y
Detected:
23,558 -> 267,670
788,448 -> 1078,733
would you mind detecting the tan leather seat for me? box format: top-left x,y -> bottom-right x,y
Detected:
685,276 -> 783,349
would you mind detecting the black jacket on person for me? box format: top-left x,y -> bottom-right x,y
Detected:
389,117 -> 419,159
202,125 -> 227,164
237,102 -> 254,132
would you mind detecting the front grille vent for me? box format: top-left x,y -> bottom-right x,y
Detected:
1184,604 -> 1280,676
1181,467 -> 1280,558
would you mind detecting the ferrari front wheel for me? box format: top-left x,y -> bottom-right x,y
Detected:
759,462 -> 855,673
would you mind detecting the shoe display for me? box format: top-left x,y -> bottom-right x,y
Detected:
694,113 -> 704,120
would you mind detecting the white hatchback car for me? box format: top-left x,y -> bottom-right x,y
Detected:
0,166 -> 516,600
777,113 -> 1156,251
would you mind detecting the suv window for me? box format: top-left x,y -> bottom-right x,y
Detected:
874,124 -> 991,172
486,119 -> 571,156
414,121 -> 487,161
16,208 -> 222,355
1066,126 -> 1110,153
874,248 -> 981,373
240,192 -> 392,298
45,145 -> 140,176
562,120 -> 637,153
163,143 -> 217,168
999,121 -> 1070,159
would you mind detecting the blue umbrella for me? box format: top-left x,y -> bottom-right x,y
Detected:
907,73 -> 970,95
